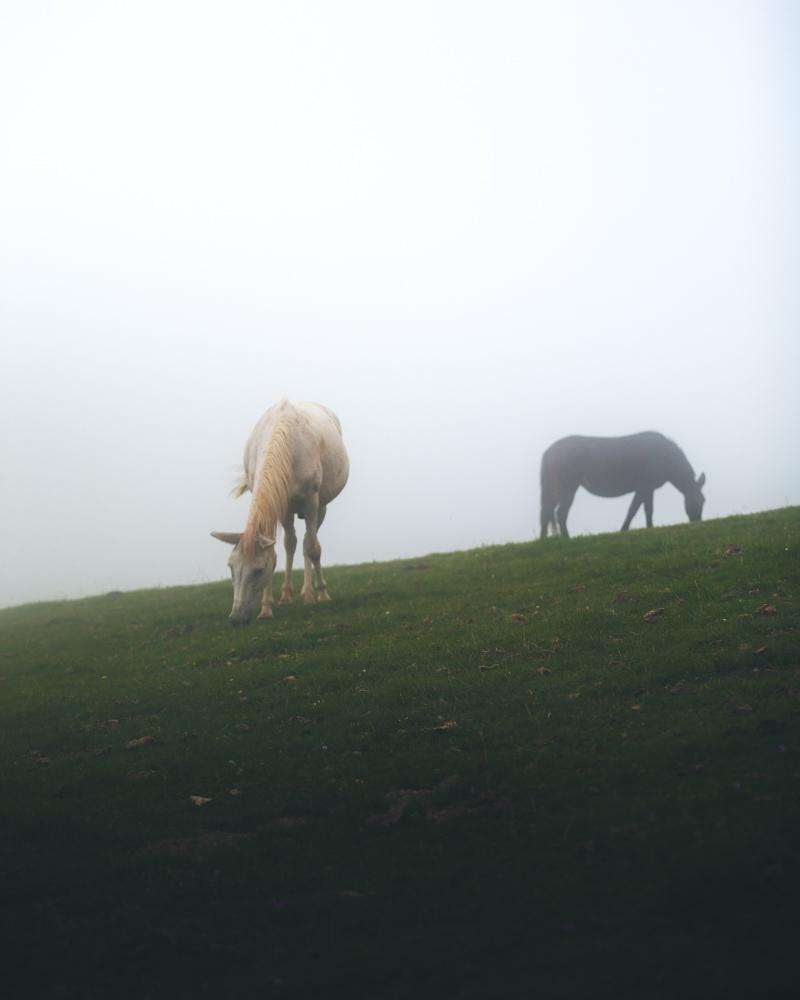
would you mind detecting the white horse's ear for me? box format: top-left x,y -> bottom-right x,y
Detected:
258,532 -> 276,549
697,473 -> 706,489
211,531 -> 242,546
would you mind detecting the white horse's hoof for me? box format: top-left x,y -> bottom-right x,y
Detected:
317,591 -> 332,602
278,594 -> 293,605
257,609 -> 274,620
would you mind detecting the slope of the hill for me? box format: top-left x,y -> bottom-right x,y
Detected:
1,508 -> 798,999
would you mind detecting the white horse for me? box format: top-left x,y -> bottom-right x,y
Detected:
212,400 -> 349,625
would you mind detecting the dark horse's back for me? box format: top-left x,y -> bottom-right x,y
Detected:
542,431 -> 677,498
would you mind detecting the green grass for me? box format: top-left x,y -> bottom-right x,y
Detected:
2,508 -> 799,999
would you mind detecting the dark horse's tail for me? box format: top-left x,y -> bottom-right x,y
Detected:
539,456 -> 558,538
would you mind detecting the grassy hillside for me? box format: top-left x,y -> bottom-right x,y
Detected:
2,508 -> 799,999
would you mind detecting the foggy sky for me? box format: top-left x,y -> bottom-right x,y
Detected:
2,0 -> 798,609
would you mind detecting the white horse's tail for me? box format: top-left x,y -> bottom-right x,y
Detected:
231,476 -> 249,499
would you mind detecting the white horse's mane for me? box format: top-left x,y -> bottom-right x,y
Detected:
238,410 -> 295,556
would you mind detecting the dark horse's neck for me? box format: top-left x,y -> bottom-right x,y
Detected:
666,444 -> 696,496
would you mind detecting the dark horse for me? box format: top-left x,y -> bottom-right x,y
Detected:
540,432 -> 705,538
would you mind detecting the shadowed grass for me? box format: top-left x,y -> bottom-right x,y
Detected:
1,508 -> 798,998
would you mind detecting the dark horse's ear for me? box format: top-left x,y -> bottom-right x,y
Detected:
697,473 -> 706,489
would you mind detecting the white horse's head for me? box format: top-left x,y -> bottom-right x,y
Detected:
684,472 -> 706,522
211,531 -> 276,625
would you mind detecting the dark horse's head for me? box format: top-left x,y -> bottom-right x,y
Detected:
684,472 -> 706,521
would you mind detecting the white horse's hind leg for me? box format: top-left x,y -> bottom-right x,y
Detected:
279,514 -> 297,604
313,503 -> 330,600
301,497 -> 330,603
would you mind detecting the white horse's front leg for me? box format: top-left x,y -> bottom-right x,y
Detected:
279,515 -> 297,605
258,546 -> 277,620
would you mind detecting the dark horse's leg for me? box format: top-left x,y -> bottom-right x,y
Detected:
643,490 -> 654,527
556,488 -> 577,538
621,492 -> 644,531
540,472 -> 557,539
540,493 -> 557,539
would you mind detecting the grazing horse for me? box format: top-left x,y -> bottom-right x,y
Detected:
212,400 -> 349,625
540,432 -> 705,538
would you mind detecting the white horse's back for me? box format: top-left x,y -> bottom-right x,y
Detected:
239,400 -> 349,508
